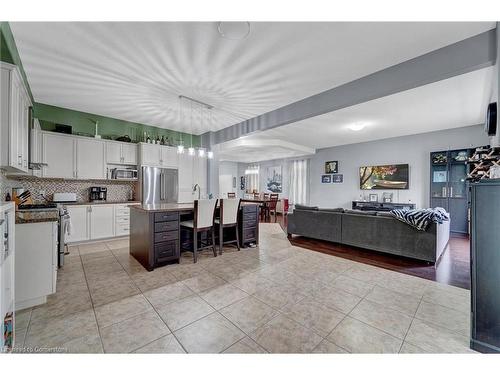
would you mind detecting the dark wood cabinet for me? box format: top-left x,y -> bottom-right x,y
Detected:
351,201 -> 415,211
430,148 -> 473,235
470,179 -> 500,353
239,204 -> 259,247
130,208 -> 180,271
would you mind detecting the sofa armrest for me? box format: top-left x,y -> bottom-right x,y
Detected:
435,219 -> 450,261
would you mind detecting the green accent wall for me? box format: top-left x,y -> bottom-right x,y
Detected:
34,103 -> 200,146
0,22 -> 34,102
1,21 -> 200,146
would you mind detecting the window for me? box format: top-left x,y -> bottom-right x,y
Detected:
245,165 -> 260,193
289,159 -> 308,205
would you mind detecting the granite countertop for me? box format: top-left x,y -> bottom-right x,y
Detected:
63,200 -> 141,206
131,203 -> 195,212
131,201 -> 260,213
16,210 -> 59,224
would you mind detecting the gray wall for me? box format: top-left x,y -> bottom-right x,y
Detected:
310,125 -> 489,209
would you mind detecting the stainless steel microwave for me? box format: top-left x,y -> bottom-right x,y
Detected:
109,168 -> 138,180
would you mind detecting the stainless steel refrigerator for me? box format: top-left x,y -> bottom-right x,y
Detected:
140,167 -> 178,204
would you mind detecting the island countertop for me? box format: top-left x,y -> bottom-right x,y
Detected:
130,201 -> 260,212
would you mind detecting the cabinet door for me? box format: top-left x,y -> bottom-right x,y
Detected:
66,205 -> 89,243
122,143 -> 138,165
42,133 -> 76,179
17,90 -> 30,172
140,143 -> 161,166
161,146 -> 179,168
76,138 -> 106,179
10,73 -> 22,170
106,142 -> 122,164
178,152 -> 194,203
90,205 -> 115,239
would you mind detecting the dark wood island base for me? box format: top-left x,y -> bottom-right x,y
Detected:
130,202 -> 259,271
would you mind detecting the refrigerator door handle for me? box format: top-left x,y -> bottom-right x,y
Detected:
160,172 -> 164,201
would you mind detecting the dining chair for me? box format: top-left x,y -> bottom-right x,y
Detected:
227,192 -> 236,198
267,193 -> 279,222
215,198 -> 241,255
180,199 -> 217,263
253,192 -> 260,199
263,193 -> 270,199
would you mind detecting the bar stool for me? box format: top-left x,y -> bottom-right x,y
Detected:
180,199 -> 217,263
215,198 -> 241,255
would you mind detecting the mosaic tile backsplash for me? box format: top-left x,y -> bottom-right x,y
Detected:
1,173 -> 137,203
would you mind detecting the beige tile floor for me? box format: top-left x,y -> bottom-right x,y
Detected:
14,224 -> 475,354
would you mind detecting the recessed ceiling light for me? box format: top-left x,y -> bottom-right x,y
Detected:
348,123 -> 366,131
217,22 -> 251,40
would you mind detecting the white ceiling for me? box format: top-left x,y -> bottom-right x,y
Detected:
214,137 -> 316,163
218,67 -> 494,162
10,22 -> 494,134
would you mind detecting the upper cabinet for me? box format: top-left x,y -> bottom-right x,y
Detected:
41,132 -> 106,179
41,132 -> 76,179
0,62 -> 32,173
139,143 -> 178,168
75,138 -> 106,179
106,141 -> 137,165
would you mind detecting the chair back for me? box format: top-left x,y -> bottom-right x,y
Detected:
194,199 -> 217,229
269,193 -> 279,210
253,192 -> 260,199
263,193 -> 270,199
220,198 -> 240,225
227,192 -> 236,198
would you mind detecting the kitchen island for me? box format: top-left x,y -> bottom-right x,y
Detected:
130,202 -> 259,271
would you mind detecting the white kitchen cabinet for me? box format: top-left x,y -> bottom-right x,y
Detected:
106,142 -> 137,165
66,205 -> 90,243
76,138 -> 106,179
139,143 -> 178,168
0,62 -> 31,173
41,132 -> 76,179
89,205 -> 115,239
139,143 -> 161,166
15,221 -> 58,310
161,146 -> 178,168
114,203 -> 140,236
178,152 -> 194,203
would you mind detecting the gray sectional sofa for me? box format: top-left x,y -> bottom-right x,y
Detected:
287,206 -> 450,263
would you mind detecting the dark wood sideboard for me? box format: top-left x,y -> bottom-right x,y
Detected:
352,201 -> 416,211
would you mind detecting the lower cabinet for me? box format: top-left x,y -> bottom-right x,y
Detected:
15,221 -> 58,310
89,205 -> 115,240
66,203 -> 140,243
66,205 -> 89,243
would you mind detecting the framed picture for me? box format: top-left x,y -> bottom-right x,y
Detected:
265,166 -> 282,193
433,171 -> 447,183
240,176 -> 245,190
369,193 -> 378,202
325,161 -> 338,174
321,174 -> 332,183
332,174 -> 343,183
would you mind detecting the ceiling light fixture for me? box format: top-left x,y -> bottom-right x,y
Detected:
179,95 -> 215,157
348,123 -> 366,131
188,147 -> 195,156
207,151 -> 214,159
177,144 -> 184,154
217,22 -> 251,40
198,148 -> 205,158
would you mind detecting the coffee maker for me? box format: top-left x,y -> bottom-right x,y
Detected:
89,187 -> 107,202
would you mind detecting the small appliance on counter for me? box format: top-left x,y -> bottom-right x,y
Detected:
89,187 -> 107,202
52,192 -> 77,204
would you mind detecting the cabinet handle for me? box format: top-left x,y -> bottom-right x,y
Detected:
18,155 -> 22,165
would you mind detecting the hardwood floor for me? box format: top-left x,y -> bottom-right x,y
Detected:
264,213 -> 471,290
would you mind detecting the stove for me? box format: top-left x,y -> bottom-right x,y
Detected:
17,203 -> 58,211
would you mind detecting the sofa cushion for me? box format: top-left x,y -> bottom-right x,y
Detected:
376,211 -> 394,217
318,208 -> 345,213
295,204 -> 319,211
344,209 -> 377,215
